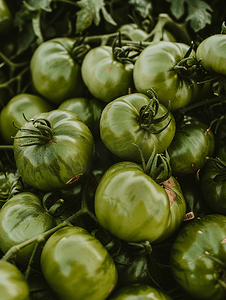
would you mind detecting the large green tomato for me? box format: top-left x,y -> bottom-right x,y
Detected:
196,34 -> 226,76
41,226 -> 118,300
94,161 -> 186,243
133,41 -> 201,111
168,116 -> 215,175
30,37 -> 86,105
100,92 -> 176,163
81,45 -> 134,102
0,260 -> 30,300
0,93 -> 53,144
13,109 -> 95,191
0,192 -> 56,266
170,214 -> 226,300
108,283 -> 172,300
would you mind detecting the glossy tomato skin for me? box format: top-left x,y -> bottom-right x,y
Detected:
0,192 -> 56,266
81,46 -> 134,102
41,226 -> 118,300
196,34 -> 226,76
170,214 -> 226,300
108,283 -> 173,300
100,93 -> 176,163
0,93 -> 53,144
133,41 -> 201,111
168,117 -> 215,175
13,109 -> 95,191
58,97 -> 105,139
30,38 -> 86,105
94,161 -> 186,243
0,260 -> 30,300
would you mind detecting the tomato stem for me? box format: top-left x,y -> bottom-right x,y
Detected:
12,115 -> 54,146
112,32 -> 141,64
139,91 -> 171,134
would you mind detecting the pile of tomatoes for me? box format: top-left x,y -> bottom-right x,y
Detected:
1,3 -> 226,300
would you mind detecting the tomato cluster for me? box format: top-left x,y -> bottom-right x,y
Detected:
1,1 -> 226,299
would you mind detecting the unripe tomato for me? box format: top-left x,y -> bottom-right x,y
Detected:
41,226 -> 118,300
30,37 -> 86,105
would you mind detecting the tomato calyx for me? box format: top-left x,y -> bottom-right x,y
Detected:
42,192 -> 65,217
139,89 -> 171,134
71,37 -> 90,64
127,240 -> 152,255
174,42 -> 202,78
112,32 -> 142,64
206,156 -> 226,182
134,143 -> 172,184
12,113 -> 54,146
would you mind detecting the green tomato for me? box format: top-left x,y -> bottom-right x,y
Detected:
108,283 -> 173,300
99,92 -> 175,163
41,226 -> 118,300
30,37 -> 86,105
170,214 -> 226,300
0,0 -> 13,35
13,109 -> 95,191
0,192 -> 56,266
0,260 -> 30,300
94,161 -> 186,243
133,41 -> 201,111
200,157 -> 226,214
196,34 -> 226,76
81,45 -> 134,102
168,117 -> 215,175
0,93 -> 53,144
118,24 -> 149,41
58,97 -> 104,139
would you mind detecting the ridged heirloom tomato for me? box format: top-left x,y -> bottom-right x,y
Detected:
81,42 -> 134,103
133,41 -> 201,111
0,192 -> 56,266
100,92 -> 176,163
13,109 -> 95,191
41,226 -> 118,300
168,116 -> 215,175
94,160 -> 186,243
170,214 -> 226,300
30,37 -> 86,105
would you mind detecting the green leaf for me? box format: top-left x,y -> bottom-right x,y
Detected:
166,0 -> 212,32
16,23 -> 36,55
76,0 -> 117,33
128,0 -> 152,18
